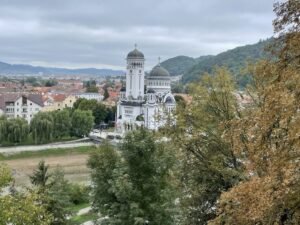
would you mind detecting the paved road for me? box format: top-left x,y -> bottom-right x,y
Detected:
0,138 -> 95,155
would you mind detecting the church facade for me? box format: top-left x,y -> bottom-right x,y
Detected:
116,46 -> 176,133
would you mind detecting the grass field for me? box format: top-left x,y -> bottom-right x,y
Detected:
0,146 -> 98,186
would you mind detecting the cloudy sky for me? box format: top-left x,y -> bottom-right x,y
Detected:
0,0 -> 277,70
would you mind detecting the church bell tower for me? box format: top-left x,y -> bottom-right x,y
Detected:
125,44 -> 145,101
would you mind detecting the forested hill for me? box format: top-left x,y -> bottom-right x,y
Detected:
160,55 -> 213,76
161,38 -> 272,87
183,39 -> 272,86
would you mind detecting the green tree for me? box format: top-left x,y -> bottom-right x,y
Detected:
52,110 -> 71,139
103,87 -> 109,100
0,117 -> 29,144
86,85 -> 99,93
30,112 -> 54,144
71,109 -> 94,137
30,160 -> 51,188
88,130 -> 179,225
6,118 -> 29,143
73,98 -> 110,125
0,163 -> 52,225
30,162 -> 72,225
167,67 -> 243,225
47,167 -> 72,225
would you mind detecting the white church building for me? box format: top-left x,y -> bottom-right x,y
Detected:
116,46 -> 176,133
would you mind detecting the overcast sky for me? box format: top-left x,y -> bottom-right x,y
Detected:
0,0 -> 277,70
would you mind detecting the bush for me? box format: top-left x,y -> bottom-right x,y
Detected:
69,183 -> 90,205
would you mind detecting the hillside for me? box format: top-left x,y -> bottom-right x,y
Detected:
160,55 -> 214,76
0,61 -> 125,76
160,56 -> 197,76
183,39 -> 273,86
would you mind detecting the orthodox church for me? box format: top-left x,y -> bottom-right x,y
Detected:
116,45 -> 176,133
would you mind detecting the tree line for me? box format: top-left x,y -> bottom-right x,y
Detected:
0,108 -> 94,145
0,98 -> 116,146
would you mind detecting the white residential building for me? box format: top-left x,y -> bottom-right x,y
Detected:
0,93 -> 44,123
75,93 -> 104,101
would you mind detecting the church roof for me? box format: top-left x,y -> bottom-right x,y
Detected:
127,48 -> 144,59
149,64 -> 170,77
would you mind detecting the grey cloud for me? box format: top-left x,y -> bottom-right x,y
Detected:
0,0 -> 276,69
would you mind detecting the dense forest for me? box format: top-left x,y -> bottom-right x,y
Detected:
161,38 -> 273,88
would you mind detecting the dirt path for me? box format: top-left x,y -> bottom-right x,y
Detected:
4,153 -> 91,186
0,138 -> 94,155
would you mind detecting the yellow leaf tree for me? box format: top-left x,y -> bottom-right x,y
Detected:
209,0 -> 300,224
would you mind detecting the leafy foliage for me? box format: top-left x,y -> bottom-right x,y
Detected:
30,162 -> 86,225
165,67 -> 243,224
209,1 -> 300,224
0,163 -> 52,225
88,130 -> 179,225
31,112 -> 54,144
0,108 -> 94,146
0,117 -> 29,143
71,109 -> 94,137
73,98 -> 115,125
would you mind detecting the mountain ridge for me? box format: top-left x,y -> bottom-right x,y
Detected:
0,61 -> 125,76
160,38 -> 273,87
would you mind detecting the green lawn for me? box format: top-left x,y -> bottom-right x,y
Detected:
0,145 -> 98,161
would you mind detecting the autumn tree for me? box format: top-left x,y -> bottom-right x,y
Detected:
210,1 -> 300,224
165,67 -> 243,225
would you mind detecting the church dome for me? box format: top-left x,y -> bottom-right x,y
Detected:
149,65 -> 170,77
127,48 -> 144,59
165,96 -> 175,104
